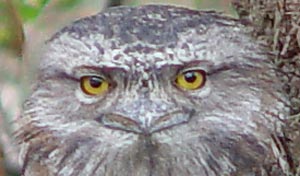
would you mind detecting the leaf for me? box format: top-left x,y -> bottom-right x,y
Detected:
16,0 -> 50,22
18,3 -> 40,22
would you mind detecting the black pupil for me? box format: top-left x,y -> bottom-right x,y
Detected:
184,72 -> 197,83
89,77 -> 102,88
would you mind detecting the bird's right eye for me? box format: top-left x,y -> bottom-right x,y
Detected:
80,76 -> 109,95
175,69 -> 206,90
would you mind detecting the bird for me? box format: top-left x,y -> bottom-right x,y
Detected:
16,4 -> 299,176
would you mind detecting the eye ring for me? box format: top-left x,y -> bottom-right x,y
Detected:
80,75 -> 109,95
175,69 -> 206,90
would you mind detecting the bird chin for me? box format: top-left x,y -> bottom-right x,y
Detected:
41,113 -> 278,176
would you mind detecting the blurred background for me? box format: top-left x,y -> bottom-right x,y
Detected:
0,0 -> 233,175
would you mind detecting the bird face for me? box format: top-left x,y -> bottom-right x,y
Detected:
18,5 -> 290,176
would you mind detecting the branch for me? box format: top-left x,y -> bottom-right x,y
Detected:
1,0 -> 25,57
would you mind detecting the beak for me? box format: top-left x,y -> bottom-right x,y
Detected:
95,97 -> 194,135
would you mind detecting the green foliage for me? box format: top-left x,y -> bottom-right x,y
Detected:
15,0 -> 50,22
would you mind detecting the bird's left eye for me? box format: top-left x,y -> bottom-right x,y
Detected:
175,70 -> 206,90
80,76 -> 109,95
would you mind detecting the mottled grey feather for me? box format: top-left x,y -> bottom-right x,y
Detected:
16,5 -> 297,176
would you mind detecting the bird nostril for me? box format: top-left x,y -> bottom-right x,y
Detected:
106,115 -> 136,126
149,109 -> 195,133
95,114 -> 142,133
152,114 -> 172,125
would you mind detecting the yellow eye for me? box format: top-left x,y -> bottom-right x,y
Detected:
175,70 -> 206,90
80,76 -> 109,95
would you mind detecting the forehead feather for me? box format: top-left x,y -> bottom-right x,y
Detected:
49,5 -> 238,46
42,5 -> 264,74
